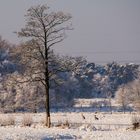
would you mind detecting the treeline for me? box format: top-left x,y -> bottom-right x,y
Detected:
0,36 -> 139,112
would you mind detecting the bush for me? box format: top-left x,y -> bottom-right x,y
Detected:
22,114 -> 33,126
0,115 -> 15,126
40,117 -> 46,126
55,120 -> 70,129
131,116 -> 140,130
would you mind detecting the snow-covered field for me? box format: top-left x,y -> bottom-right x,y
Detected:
0,112 -> 140,140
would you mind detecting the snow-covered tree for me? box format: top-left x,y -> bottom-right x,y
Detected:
127,80 -> 140,111
16,4 -> 72,127
115,84 -> 130,113
115,79 -> 140,112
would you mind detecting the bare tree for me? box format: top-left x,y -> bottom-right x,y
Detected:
16,4 -> 72,127
128,80 -> 140,111
106,91 -> 112,114
115,84 -> 130,113
115,79 -> 140,113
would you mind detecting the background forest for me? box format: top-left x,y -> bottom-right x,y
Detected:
0,36 -> 139,112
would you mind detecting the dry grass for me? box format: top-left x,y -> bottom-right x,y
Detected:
22,114 -> 33,126
55,120 -> 70,129
0,115 -> 15,126
131,115 -> 140,130
40,117 -> 46,126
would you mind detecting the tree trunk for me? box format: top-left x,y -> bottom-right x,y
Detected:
109,97 -> 112,114
122,103 -> 125,114
45,50 -> 51,127
45,86 -> 51,127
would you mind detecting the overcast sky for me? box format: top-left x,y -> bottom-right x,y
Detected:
0,0 -> 140,63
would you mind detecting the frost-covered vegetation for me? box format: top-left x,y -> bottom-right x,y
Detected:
0,35 -> 140,113
0,111 -> 140,140
0,24 -> 140,139
0,3 -> 140,139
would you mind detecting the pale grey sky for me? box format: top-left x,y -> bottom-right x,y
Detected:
0,0 -> 140,63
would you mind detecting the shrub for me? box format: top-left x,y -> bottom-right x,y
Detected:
22,114 -> 33,126
40,117 -> 46,126
131,116 -> 140,130
0,115 -> 15,126
55,120 -> 70,129
64,120 -> 70,128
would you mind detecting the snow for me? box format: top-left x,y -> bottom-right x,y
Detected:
0,112 -> 140,140
1,126 -> 140,140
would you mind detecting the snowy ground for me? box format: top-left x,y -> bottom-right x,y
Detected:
0,112 -> 140,140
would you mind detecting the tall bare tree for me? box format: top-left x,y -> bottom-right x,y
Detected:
16,4 -> 72,127
115,84 -> 129,113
